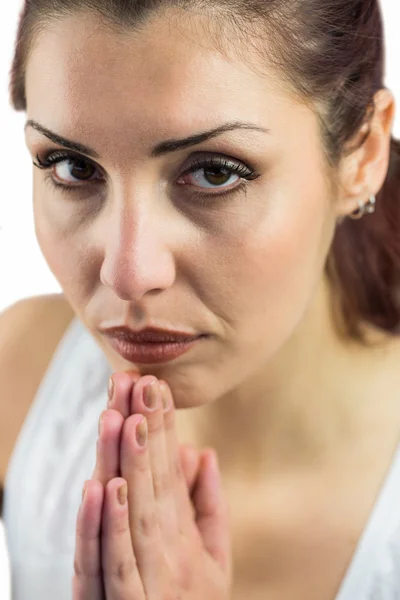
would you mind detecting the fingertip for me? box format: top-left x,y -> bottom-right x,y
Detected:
201,448 -> 221,481
179,444 -> 201,492
77,479 -> 104,538
105,408 -> 125,426
181,443 -> 200,463
102,478 -> 130,539
104,476 -> 127,496
158,379 -> 175,411
103,478 -> 127,514
82,478 -> 104,500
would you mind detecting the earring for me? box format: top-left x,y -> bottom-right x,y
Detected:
349,195 -> 376,220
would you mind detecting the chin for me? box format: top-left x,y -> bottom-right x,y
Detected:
161,370 -> 221,410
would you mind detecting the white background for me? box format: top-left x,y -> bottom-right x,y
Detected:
0,0 -> 400,597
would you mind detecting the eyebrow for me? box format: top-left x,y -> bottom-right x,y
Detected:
25,119 -> 270,159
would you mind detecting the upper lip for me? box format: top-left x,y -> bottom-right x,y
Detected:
100,325 -> 202,343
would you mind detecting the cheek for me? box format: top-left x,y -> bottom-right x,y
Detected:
200,177 -> 335,350
33,185 -> 93,301
252,194 -> 330,290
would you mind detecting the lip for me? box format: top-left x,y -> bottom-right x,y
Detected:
100,325 -> 207,364
107,336 -> 204,364
100,325 -> 201,343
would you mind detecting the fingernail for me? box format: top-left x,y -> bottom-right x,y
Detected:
117,482 -> 127,505
143,381 -> 160,410
160,383 -> 170,411
136,418 -> 148,447
107,376 -> 114,407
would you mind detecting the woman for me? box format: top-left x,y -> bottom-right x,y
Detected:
2,0 -> 400,598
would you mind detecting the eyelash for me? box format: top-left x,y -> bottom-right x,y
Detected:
33,150 -> 260,207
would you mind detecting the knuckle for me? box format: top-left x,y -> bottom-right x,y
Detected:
108,518 -> 129,538
145,416 -> 163,435
137,510 -> 158,537
177,556 -> 195,591
153,470 -> 171,498
173,456 -> 184,482
133,456 -> 149,475
76,525 -> 97,543
104,556 -> 137,582
162,408 -> 175,429
73,557 -> 101,579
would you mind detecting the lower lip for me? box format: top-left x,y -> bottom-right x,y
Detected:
107,336 -> 204,364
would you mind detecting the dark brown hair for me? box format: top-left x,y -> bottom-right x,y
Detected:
8,0 -> 400,344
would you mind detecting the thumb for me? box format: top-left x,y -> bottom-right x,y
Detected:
192,449 -> 232,575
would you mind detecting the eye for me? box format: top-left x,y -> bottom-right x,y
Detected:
177,156 -> 259,195
33,151 -> 103,187
33,149 -> 261,205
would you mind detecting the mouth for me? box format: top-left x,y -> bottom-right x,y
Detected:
99,324 -> 209,364
106,335 -> 207,364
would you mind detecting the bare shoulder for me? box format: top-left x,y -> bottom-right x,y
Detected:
0,293 -> 75,334
0,294 -> 75,490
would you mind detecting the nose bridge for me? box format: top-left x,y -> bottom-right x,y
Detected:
100,182 -> 176,301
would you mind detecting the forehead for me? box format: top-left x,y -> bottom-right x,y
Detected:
24,10 -> 311,154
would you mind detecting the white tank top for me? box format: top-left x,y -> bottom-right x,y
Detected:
3,316 -> 400,599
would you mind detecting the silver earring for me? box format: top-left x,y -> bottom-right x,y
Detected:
349,195 -> 376,220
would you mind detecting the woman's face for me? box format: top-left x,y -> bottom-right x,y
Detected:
24,10 -> 340,408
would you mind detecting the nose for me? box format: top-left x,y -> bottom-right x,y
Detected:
100,199 -> 177,302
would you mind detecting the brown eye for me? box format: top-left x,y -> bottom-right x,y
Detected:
177,163 -> 241,191
52,157 -> 99,183
65,158 -> 97,181
33,151 -> 103,186
202,166 -> 233,186
176,155 -> 259,195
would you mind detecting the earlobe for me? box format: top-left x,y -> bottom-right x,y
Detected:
335,88 -> 396,219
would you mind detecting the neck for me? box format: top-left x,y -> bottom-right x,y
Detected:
190,274 -> 400,480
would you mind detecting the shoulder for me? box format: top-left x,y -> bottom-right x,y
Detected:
0,293 -> 76,366
0,294 -> 75,492
0,294 -> 64,316
0,292 -> 76,394
0,293 -> 74,331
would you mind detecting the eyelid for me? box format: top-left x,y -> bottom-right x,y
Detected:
42,149 -> 104,172
34,147 -> 261,201
34,149 -> 105,185
36,148 -> 258,177
180,150 -> 250,170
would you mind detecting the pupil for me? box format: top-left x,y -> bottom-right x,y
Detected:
205,167 -> 230,185
70,159 -> 94,180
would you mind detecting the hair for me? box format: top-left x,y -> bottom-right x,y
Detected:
8,0 -> 400,345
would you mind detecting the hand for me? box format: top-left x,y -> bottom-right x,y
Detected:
72,370 -> 233,599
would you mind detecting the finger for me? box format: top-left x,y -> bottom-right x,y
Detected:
92,409 -> 125,485
179,443 -> 202,495
93,369 -> 142,485
193,449 -> 232,576
177,444 -> 202,522
129,376 -> 178,540
159,380 -> 198,532
107,370 -> 141,418
102,478 -> 145,600
120,414 -> 165,598
72,480 -> 105,600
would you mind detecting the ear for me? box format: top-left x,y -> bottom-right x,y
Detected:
335,88 -> 396,218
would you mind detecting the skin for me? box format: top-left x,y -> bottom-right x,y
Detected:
24,8 -> 398,490
73,376 -> 232,599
